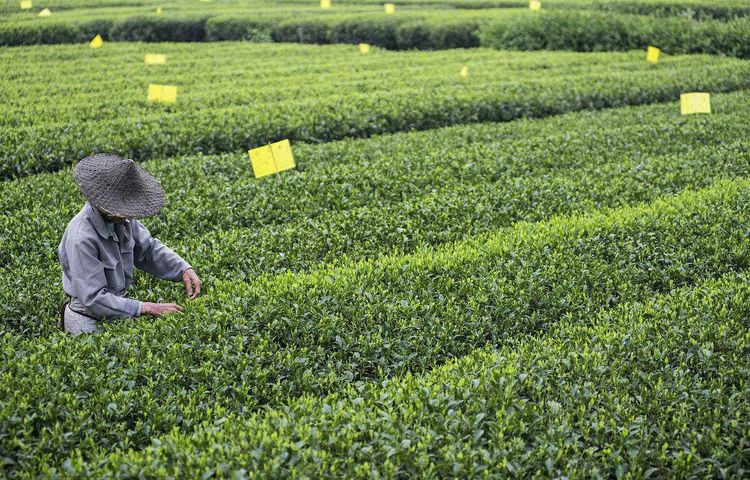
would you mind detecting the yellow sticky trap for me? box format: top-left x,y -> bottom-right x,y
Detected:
321,0 -> 331,8
358,43 -> 370,54
248,140 -> 296,178
384,3 -> 395,14
38,7 -> 51,16
680,93 -> 711,115
529,0 -> 541,11
90,34 -> 103,49
156,6 -> 163,15
145,54 -> 167,65
460,66 -> 469,78
20,0 -> 32,9
148,84 -> 177,104
647,46 -> 660,64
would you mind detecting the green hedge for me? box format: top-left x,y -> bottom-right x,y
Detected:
3,90 -> 750,338
204,15 -> 273,42
479,10 -> 750,58
108,15 -> 208,42
348,0 -> 750,19
0,8 -> 507,48
2,176 -> 750,474
2,0 -> 748,47
4,44 -> 750,180
66,272 -> 750,478
268,15 -> 481,49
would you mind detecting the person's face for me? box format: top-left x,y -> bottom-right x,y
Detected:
100,210 -> 126,223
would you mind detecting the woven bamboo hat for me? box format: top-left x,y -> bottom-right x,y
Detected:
73,153 -> 166,219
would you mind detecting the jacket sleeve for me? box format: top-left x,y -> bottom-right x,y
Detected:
67,237 -> 142,318
131,220 -> 191,282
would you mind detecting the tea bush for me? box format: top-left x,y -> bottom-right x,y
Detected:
2,4 -> 750,475
1,0 -> 747,47
67,272 -> 750,478
2,177 -> 750,474
3,90 -> 750,338
3,44 -> 750,180
479,10 -> 750,57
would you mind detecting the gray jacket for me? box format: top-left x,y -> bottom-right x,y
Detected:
58,203 -> 190,319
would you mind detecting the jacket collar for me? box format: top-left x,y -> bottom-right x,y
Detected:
84,202 -> 119,240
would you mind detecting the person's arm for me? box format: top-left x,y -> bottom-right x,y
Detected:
131,220 -> 191,281
131,221 -> 202,299
68,239 -> 141,318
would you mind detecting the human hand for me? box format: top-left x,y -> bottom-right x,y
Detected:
140,302 -> 184,317
183,268 -> 202,300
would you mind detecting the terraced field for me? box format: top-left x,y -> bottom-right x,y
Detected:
2,0 -> 750,477
3,0 -> 749,52
4,43 -> 750,179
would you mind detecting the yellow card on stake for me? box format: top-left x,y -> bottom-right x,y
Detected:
680,93 -> 711,115
321,0 -> 331,8
384,3 -> 395,14
156,6 -> 163,14
148,84 -> 177,104
647,46 -> 660,64
460,66 -> 469,78
20,0 -> 32,9
145,54 -> 167,65
90,34 -> 103,49
358,43 -> 370,54
529,0 -> 541,11
38,7 -> 51,16
249,140 -> 296,178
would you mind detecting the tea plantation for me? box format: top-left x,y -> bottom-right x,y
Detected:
1,0 -> 750,477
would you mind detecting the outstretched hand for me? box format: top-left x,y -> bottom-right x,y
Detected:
183,268 -> 202,299
141,302 -> 183,317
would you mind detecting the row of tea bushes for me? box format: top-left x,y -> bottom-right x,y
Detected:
4,44 -> 750,179
329,0 -> 750,19
2,0 -> 748,45
2,177 -> 750,473
4,9 -> 750,50
2,90 -> 750,337
479,10 -> 750,57
66,272 -> 750,478
1,6 -> 525,47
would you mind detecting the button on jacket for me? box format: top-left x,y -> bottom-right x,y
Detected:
58,203 -> 191,319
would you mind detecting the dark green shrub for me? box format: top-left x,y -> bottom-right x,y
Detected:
427,19 -> 481,48
272,17 -> 334,44
394,20 -> 433,49
205,16 -> 273,42
479,10 -> 750,57
109,16 -> 208,42
0,19 -> 113,46
0,22 -> 81,45
329,18 -> 401,49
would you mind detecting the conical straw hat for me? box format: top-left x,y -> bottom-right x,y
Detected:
73,153 -> 166,218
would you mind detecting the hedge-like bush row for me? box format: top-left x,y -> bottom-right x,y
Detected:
335,0 -> 750,19
3,90 -> 750,338
66,272 -> 750,478
4,90 -> 750,335
578,0 -> 750,20
2,177 -> 750,474
0,0 -> 149,15
0,16 -> 215,45
4,43 -> 750,180
3,1 -> 748,48
479,10 -> 750,57
0,8 -> 511,47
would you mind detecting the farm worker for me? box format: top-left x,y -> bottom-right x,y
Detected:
58,153 -> 202,335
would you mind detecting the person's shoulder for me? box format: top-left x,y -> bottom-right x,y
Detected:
64,205 -> 97,245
